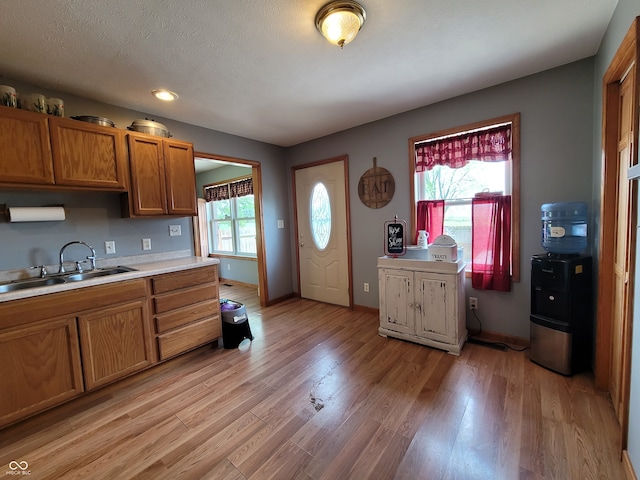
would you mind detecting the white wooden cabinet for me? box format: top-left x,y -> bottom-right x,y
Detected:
378,256 -> 467,355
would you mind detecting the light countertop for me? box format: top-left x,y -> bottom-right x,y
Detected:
0,256 -> 220,303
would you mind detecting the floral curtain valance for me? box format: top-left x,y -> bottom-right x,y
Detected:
415,124 -> 512,172
204,177 -> 253,202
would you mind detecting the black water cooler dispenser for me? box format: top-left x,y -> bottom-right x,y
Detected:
530,201 -> 592,375
530,254 -> 592,375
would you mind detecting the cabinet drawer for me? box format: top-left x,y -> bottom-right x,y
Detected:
157,315 -> 221,360
153,284 -> 217,314
152,266 -> 217,294
155,299 -> 219,333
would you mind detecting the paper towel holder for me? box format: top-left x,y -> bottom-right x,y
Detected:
1,204 -> 67,222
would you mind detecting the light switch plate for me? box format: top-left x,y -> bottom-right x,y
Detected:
169,225 -> 182,236
277,219 -> 284,229
142,238 -> 152,250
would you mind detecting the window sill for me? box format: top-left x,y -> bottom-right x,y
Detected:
209,253 -> 257,262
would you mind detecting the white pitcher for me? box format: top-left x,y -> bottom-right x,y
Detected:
417,230 -> 428,248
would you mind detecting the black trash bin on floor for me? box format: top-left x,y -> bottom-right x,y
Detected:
220,299 -> 254,349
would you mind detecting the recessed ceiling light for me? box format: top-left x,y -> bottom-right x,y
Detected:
151,89 -> 179,101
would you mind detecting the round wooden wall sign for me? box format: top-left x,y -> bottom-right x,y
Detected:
358,157 -> 395,209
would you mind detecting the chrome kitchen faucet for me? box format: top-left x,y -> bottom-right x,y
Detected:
58,241 -> 97,273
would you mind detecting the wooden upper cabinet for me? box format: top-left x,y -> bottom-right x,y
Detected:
49,116 -> 128,190
0,106 -> 55,185
126,133 -> 167,215
164,139 -> 197,216
125,132 -> 196,217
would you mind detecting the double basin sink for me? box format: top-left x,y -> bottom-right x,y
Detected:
0,266 -> 137,294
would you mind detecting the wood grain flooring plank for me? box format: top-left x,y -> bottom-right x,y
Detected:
343,424 -> 411,480
247,440 -> 313,480
200,459 -> 247,480
393,387 -> 468,479
153,412 -> 265,479
60,415 -> 188,479
442,373 -> 507,480
305,409 -> 382,480
229,414 -> 308,477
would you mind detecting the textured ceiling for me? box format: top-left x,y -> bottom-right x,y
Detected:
0,0 -> 618,147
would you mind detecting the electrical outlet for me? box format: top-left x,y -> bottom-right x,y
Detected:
169,225 -> 182,236
469,297 -> 478,310
277,219 -> 285,229
364,282 -> 370,292
105,241 -> 116,254
227,264 -> 231,270
142,238 -> 152,251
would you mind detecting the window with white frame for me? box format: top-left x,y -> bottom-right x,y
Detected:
415,147 -> 511,267
204,177 -> 257,257
410,113 -> 520,283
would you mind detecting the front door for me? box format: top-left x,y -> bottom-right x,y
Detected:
294,157 -> 351,307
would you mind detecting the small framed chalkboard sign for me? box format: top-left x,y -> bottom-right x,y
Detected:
384,216 -> 406,257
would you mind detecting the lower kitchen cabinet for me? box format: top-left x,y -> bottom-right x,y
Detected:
78,298 -> 153,390
151,265 -> 221,360
0,264 -> 221,428
0,316 -> 84,427
378,256 -> 467,355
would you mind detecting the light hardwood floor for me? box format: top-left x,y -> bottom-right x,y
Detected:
0,283 -> 626,479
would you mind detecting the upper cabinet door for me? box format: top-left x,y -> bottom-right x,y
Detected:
163,139 -> 196,216
0,106 -> 55,185
49,117 -> 128,190
127,133 -> 168,215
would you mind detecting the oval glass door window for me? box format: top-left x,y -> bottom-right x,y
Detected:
310,182 -> 331,250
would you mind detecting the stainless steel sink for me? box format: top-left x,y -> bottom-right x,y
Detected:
0,266 -> 137,293
0,277 -> 67,293
63,266 -> 137,282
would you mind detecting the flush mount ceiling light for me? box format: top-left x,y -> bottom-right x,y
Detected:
151,89 -> 179,101
315,0 -> 366,49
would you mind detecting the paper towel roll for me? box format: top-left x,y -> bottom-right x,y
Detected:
7,206 -> 66,222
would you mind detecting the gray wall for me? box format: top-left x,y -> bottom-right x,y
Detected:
196,163 -> 259,286
286,58 -> 595,340
594,2 -> 640,473
0,76 -> 292,300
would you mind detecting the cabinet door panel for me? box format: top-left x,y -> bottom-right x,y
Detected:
163,139 -> 196,215
49,117 -> 127,189
0,317 -> 83,427
379,269 -> 413,334
415,273 -> 455,343
127,134 -> 167,215
78,299 -> 152,390
0,107 -> 54,184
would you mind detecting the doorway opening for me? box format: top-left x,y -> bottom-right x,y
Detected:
194,152 -> 268,307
